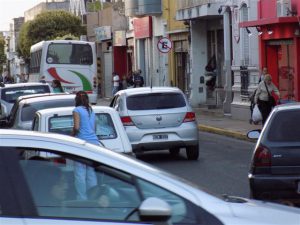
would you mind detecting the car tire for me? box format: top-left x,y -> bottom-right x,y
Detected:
169,148 -> 180,157
186,145 -> 199,160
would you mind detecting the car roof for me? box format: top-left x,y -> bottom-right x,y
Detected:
17,93 -> 74,104
36,106 -> 115,116
274,102 -> 300,112
117,87 -> 183,96
0,82 -> 49,89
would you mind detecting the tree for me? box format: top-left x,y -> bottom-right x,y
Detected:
18,10 -> 85,59
0,36 -> 6,74
86,0 -> 102,12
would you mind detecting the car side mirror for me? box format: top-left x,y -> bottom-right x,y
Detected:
247,129 -> 261,139
139,197 -> 172,225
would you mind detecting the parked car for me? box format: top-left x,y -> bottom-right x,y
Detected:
32,106 -> 132,154
0,129 -> 300,225
0,82 -> 51,123
110,87 -> 199,160
247,103 -> 300,206
7,93 -> 75,130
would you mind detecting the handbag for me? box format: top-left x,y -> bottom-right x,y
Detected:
264,82 -> 276,107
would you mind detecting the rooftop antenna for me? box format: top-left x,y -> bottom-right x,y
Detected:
150,70 -> 153,89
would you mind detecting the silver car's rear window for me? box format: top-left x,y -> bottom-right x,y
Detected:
1,86 -> 50,103
127,93 -> 186,110
21,99 -> 75,121
267,110 -> 300,142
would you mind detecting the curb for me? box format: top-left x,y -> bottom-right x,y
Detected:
198,124 -> 251,142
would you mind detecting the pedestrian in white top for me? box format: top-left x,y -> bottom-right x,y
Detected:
254,74 -> 280,125
112,72 -> 120,96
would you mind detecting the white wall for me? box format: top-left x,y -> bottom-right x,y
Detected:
189,20 -> 207,106
231,0 -> 260,120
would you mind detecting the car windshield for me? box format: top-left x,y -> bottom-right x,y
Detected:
126,93 -> 186,110
21,99 -> 75,122
48,113 -> 117,140
1,86 -> 50,104
267,110 -> 300,142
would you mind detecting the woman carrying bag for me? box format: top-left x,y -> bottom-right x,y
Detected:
254,74 -> 280,125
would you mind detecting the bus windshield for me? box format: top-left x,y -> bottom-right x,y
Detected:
46,43 -> 93,65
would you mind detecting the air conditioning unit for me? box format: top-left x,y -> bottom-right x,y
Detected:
277,0 -> 292,17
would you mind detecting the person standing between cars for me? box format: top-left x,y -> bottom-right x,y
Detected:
72,91 -> 99,200
111,72 -> 120,96
133,70 -> 144,88
254,74 -> 280,125
51,79 -> 64,93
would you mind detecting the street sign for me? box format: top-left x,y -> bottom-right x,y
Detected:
157,37 -> 172,53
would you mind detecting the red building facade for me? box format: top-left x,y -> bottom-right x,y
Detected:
240,0 -> 300,101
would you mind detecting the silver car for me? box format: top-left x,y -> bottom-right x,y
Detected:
8,93 -> 75,130
0,129 -> 300,225
110,87 -> 199,160
0,82 -> 51,122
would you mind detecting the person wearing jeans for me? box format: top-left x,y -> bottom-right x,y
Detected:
72,91 -> 99,200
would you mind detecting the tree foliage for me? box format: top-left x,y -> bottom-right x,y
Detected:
86,0 -> 102,12
18,10 -> 85,59
0,36 -> 6,74
54,34 -> 79,40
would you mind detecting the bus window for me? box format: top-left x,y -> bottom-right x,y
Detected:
47,43 -> 92,65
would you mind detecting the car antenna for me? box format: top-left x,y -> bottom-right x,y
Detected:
150,71 -> 153,89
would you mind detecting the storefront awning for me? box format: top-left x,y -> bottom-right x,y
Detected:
239,16 -> 299,28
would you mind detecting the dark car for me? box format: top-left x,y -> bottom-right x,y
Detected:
247,103 -> 300,206
0,82 -> 51,123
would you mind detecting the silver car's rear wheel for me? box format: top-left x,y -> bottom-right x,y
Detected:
169,148 -> 180,157
186,145 -> 199,160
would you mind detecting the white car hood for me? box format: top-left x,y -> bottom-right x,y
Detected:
208,196 -> 300,225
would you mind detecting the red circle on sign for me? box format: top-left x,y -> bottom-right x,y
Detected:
157,37 -> 172,53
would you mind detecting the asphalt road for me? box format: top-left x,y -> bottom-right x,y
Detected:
138,131 -> 255,199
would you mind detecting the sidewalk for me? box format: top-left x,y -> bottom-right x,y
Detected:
97,98 -> 260,142
194,106 -> 259,141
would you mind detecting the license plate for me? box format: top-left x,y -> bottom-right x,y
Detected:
297,182 -> 300,194
153,134 -> 168,140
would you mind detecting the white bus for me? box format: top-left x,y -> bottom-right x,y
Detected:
29,40 -> 98,104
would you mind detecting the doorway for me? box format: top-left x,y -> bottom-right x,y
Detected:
174,40 -> 189,94
175,52 -> 188,92
266,40 -> 295,101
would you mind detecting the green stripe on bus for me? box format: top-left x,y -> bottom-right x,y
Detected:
69,70 -> 92,91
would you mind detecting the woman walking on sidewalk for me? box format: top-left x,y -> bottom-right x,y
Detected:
254,74 -> 280,125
